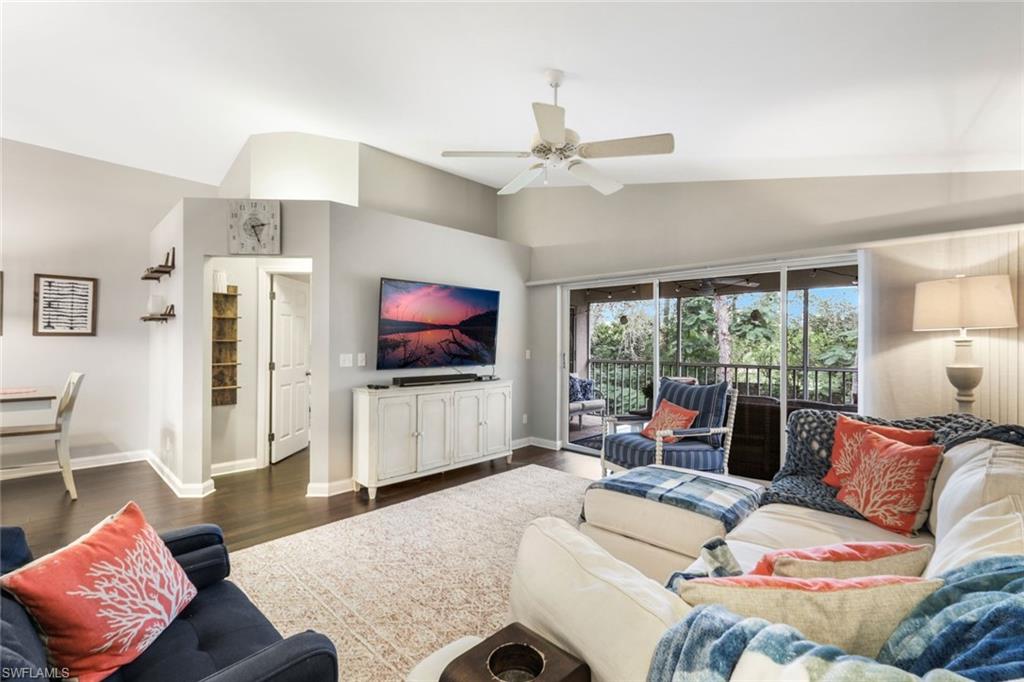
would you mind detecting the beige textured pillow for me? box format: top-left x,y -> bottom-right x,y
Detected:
676,574 -> 943,657
751,542 -> 933,579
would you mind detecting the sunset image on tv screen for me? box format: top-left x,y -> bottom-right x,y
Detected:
377,279 -> 500,369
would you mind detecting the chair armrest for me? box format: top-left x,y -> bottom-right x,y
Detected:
160,525 -> 229,589
654,427 -> 730,440
160,524 -> 224,556
200,631 -> 338,682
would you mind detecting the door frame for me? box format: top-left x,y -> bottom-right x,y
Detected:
255,258 -> 313,469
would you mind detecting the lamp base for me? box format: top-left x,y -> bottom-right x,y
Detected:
946,337 -> 983,414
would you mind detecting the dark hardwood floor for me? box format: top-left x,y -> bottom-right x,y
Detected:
1,446 -> 601,555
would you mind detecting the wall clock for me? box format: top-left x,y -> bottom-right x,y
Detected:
228,200 -> 281,255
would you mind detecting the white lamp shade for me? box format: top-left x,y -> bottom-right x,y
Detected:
913,274 -> 1018,331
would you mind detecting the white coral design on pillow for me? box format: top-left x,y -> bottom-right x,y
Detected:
832,430 -> 866,481
67,525 -> 196,654
840,446 -> 921,527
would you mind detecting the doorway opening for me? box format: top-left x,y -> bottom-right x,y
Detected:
207,257 -> 313,482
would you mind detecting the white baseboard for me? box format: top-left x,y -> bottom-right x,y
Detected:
0,449 -> 150,481
511,437 -> 531,450
210,458 -> 261,477
145,454 -> 216,498
306,477 -> 354,498
517,437 -> 562,451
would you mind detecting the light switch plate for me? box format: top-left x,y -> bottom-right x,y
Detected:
339,353 -> 353,368
357,352 -> 366,367
525,349 -> 532,360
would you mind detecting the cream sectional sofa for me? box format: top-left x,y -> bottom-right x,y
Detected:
509,438 -> 1024,682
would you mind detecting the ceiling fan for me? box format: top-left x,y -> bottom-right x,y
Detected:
442,69 -> 675,196
683,278 -> 760,296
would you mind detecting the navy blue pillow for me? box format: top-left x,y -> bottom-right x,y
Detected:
656,379 -> 731,447
568,375 -> 583,403
578,378 -> 595,401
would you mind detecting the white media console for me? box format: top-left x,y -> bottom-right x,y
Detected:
352,380 -> 513,499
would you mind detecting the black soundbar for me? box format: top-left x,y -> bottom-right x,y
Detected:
392,373 -> 478,387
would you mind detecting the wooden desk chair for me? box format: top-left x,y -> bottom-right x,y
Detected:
0,372 -> 84,499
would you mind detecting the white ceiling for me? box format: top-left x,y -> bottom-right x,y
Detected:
3,2 -> 1021,189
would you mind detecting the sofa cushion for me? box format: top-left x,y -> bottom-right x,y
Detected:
750,542 -> 933,579
727,503 -> 935,553
510,517 -> 689,682
823,414 -> 935,488
105,581 -> 283,682
1,592 -> 48,675
930,439 -> 1024,543
656,379 -> 730,447
925,495 -> 1024,579
604,433 -> 724,472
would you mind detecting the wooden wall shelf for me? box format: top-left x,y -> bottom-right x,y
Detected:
212,285 -> 240,406
142,247 -> 176,281
140,314 -> 175,323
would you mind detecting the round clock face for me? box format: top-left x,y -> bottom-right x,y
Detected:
229,200 -> 280,255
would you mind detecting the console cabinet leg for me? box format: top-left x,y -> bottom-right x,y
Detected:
352,480 -> 362,493
506,453 -> 513,464
368,486 -> 377,501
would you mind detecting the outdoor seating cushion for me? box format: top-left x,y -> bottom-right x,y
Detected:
569,399 -> 605,413
582,469 -> 764,558
603,432 -> 724,472
656,379 -> 731,447
104,581 -> 283,682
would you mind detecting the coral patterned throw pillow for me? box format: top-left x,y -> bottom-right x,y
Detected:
641,400 -> 699,443
0,502 -> 196,682
836,431 -> 944,535
823,414 -> 935,488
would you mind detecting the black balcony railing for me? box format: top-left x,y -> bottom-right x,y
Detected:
588,359 -> 856,414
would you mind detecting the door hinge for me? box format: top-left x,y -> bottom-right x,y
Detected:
268,432 -> 275,443
269,361 -> 276,371
270,291 -> 277,301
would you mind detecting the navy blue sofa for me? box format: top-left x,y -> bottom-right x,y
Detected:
0,526 -> 338,682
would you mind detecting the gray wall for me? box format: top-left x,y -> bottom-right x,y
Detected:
498,171 -> 1024,282
2,139 -> 216,466
327,203 -> 531,481
358,144 -> 499,238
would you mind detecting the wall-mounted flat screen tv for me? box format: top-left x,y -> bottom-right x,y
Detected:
376,278 -> 500,370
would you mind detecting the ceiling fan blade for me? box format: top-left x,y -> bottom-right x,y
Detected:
577,133 -> 675,159
497,163 -> 545,195
532,102 -> 566,147
441,151 -> 531,158
567,160 -> 623,195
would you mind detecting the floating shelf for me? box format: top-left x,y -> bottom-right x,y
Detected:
142,247 -> 176,281
140,314 -> 175,323
212,284 -> 240,406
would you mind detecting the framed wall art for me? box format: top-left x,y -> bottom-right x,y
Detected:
33,273 -> 98,336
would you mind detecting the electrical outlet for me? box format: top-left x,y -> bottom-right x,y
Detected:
525,349 -> 532,360
522,413 -> 528,425
339,353 -> 353,368
357,352 -> 366,367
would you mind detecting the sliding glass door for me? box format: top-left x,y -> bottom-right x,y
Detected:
561,261 -> 859,472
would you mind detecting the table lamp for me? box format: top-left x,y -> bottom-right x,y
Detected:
912,274 -> 1017,413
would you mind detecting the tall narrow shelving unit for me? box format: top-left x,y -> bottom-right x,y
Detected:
212,285 -> 241,406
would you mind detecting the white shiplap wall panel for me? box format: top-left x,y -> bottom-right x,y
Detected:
862,227 -> 1022,424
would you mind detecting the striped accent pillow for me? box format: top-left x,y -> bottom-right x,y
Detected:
675,574 -> 943,657
656,379 -> 730,447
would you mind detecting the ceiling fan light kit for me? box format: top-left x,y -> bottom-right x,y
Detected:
442,68 -> 675,196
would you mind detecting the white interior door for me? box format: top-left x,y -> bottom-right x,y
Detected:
271,275 -> 311,463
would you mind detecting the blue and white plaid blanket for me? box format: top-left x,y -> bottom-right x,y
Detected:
585,466 -> 761,533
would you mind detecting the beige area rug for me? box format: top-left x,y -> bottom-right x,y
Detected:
230,464 -> 591,681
